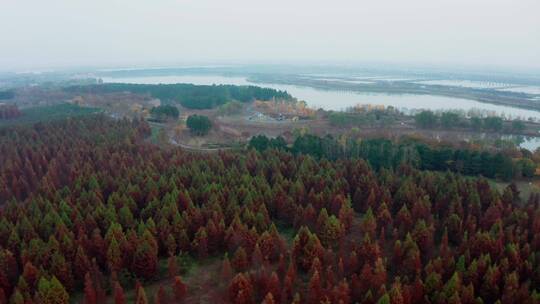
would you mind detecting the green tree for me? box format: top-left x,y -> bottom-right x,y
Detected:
377,293 -> 390,304
440,112 -> 461,128
470,116 -> 483,130
516,158 -> 536,178
218,101 -> 243,116
107,237 -> 123,272
484,116 -> 503,131
186,115 -> 212,136
415,111 -> 438,128
150,105 -> 179,120
511,120 -> 525,132
38,276 -> 69,304
249,135 -> 270,151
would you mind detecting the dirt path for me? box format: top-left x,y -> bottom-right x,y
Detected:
170,138 -> 233,153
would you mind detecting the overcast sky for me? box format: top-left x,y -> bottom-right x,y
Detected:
1,0 -> 539,72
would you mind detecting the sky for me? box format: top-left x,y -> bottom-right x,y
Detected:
1,0 -> 539,72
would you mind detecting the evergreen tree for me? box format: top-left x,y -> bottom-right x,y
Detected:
132,239 -> 158,280
113,282 -> 126,304
172,276 -> 187,302
135,285 -> 148,304
83,273 -> 96,304
37,277 -> 69,304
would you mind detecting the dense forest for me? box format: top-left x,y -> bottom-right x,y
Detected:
0,104 -> 22,120
327,108 -> 528,134
0,115 -> 540,303
0,104 -> 101,128
414,111 -> 511,132
250,134 -> 536,180
65,83 -> 292,109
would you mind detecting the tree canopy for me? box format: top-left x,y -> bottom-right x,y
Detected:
0,114 -> 539,303
150,105 -> 179,120
66,83 -> 292,109
186,114 -> 212,135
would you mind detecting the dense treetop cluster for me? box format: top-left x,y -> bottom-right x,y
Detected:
0,115 -> 539,303
186,114 -> 212,136
149,105 -> 180,121
414,110 -> 516,132
66,83 -> 292,109
250,134 -> 537,181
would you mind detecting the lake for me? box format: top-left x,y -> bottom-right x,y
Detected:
102,75 -> 540,121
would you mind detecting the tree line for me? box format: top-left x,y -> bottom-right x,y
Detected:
415,110 -> 526,132
66,83 -> 292,109
250,134 -> 536,180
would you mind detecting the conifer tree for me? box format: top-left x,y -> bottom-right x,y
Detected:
113,282 -> 126,304
37,277 -> 69,304
221,254 -> 233,283
135,285 -> 148,304
83,273 -> 96,304
228,273 -> 253,304
132,240 -> 158,280
172,276 -> 187,302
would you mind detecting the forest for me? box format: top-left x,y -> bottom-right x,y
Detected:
0,104 -> 21,120
250,134 -> 536,180
0,104 -> 101,128
0,115 -> 540,303
414,111 -> 508,132
65,84 -> 293,109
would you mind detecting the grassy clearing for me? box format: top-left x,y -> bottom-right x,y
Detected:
490,179 -> 540,202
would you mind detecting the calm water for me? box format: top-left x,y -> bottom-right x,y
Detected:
414,80 -> 512,89
101,75 -> 540,120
